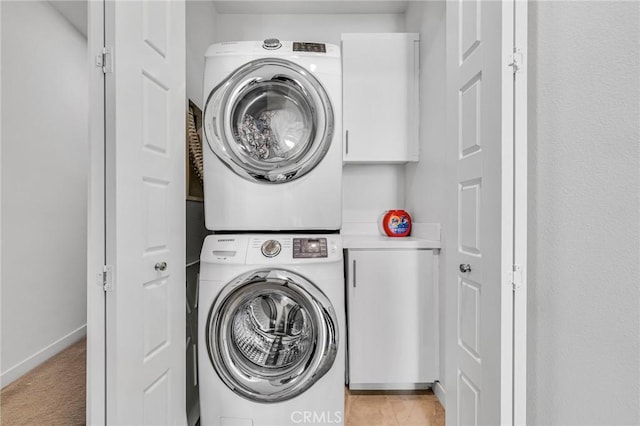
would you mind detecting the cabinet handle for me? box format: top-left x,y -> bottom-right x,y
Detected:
353,259 -> 356,287
345,130 -> 349,155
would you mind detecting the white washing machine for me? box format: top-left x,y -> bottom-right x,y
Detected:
198,234 -> 345,426
202,40 -> 342,232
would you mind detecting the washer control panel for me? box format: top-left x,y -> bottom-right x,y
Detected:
293,238 -> 328,258
225,235 -> 342,264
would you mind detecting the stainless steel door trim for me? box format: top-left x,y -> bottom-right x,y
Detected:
206,268 -> 338,403
203,58 -> 335,183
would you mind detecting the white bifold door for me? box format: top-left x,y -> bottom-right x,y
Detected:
445,1 -> 527,426
87,1 -> 186,424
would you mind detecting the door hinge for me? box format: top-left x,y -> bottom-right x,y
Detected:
95,47 -> 114,74
510,264 -> 523,290
508,48 -> 524,74
98,265 -> 114,292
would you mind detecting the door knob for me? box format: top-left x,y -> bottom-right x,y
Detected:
155,261 -> 167,272
459,264 -> 471,273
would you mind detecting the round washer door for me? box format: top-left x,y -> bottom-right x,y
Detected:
206,269 -> 338,402
203,58 -> 334,183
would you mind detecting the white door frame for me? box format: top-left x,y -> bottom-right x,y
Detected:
512,1 -> 528,424
86,0 -> 106,423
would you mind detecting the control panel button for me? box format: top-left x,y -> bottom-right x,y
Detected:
261,240 -> 282,258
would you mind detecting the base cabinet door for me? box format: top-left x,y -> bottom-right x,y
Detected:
346,249 -> 436,389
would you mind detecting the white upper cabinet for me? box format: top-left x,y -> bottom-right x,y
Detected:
342,33 -> 420,163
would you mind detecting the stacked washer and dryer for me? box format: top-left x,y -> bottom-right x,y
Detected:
198,39 -> 345,426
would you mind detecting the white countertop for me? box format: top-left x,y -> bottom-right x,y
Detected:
341,222 -> 441,249
342,234 -> 441,249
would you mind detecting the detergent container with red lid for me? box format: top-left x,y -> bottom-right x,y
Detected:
378,210 -> 412,237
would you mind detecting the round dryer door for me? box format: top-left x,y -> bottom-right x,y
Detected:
203,58 -> 334,183
206,269 -> 338,402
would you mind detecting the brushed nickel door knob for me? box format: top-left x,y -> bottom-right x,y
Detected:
155,261 -> 167,272
459,264 -> 471,273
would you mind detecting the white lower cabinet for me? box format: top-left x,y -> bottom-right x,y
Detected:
346,249 -> 437,390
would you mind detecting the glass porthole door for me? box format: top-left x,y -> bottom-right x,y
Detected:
203,58 -> 334,183
206,269 -> 338,402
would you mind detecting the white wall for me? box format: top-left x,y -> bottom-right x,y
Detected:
403,0 -> 447,394
1,0 -> 88,387
342,165 -> 405,223
215,13 -> 404,46
49,0 -> 88,37
528,1 -> 640,424
186,1 -> 219,108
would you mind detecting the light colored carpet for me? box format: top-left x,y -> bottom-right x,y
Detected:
0,338 -> 86,425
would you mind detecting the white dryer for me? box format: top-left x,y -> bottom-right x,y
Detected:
202,40 -> 342,232
198,234 -> 345,426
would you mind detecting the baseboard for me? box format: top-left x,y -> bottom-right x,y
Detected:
348,383 -> 432,391
434,381 -> 446,408
1,324 -> 87,388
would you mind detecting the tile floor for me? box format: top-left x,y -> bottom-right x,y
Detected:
345,388 -> 445,426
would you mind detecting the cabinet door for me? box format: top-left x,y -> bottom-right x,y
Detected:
347,249 -> 435,388
342,33 -> 419,163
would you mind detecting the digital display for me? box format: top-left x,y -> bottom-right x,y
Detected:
293,238 -> 328,258
293,42 -> 326,53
